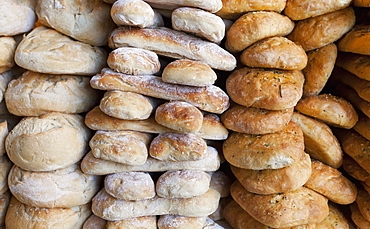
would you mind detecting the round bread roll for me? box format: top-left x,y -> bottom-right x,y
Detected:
83,214 -> 107,229
158,215 -> 207,229
0,71 -> 14,103
284,0 -> 352,21
104,172 -> 155,200
315,204 -> 350,229
107,47 -> 160,76
209,171 -> 232,198
226,67 -> 304,110
225,11 -> 294,53
156,170 -> 211,198
149,132 -> 207,161
142,0 -> 222,13
172,7 -> 225,43
155,101 -> 203,133
162,59 -> 217,87
240,36 -> 308,70
0,0 -> 36,36
90,130 -> 151,165
295,94 -> 358,129
111,0 -> 156,28
0,155 -> 12,195
231,152 -> 312,195
15,26 -> 107,75
356,188 -> 370,221
6,112 -> 91,171
221,105 -> 294,135
0,37 -> 16,74
0,191 -> 11,228
223,121 -> 305,170
337,24 -> 370,55
107,216 -> 157,229
288,7 -> 356,51
8,163 -> 102,208
304,160 -> 357,205
5,197 -> 92,229
302,43 -> 337,97
5,71 -> 100,116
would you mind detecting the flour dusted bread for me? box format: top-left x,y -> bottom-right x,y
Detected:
15,26 -> 107,75
0,37 -> 16,74
111,0 -> 156,28
107,216 -> 157,229
338,24 -> 370,55
6,112 -> 91,171
5,71 -> 100,116
158,215 -> 206,229
142,0 -> 222,13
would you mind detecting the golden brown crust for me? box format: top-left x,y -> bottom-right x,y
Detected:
295,94 -> 358,129
240,36 -> 307,70
336,52 -> 370,81
356,188 -> 370,221
335,83 -> 370,119
353,0 -> 370,7
315,204 -> 350,229
226,67 -> 304,110
223,121 -> 305,170
350,203 -> 370,229
337,24 -> 370,55
288,7 -> 356,51
342,155 -> 370,183
354,112 -> 370,142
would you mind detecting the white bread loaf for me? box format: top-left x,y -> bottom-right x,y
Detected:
0,37 -> 16,74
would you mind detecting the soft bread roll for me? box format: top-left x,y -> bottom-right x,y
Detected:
336,52 -> 370,81
226,67 -> 304,110
172,7 -> 225,43
291,112 -> 343,168
104,172 -> 155,200
304,160 -> 357,205
83,214 -> 107,229
351,202 -> 370,229
295,94 -> 358,129
107,47 -> 160,75
0,0 -> 36,36
5,71 -> 100,116
156,170 -> 211,198
302,43 -> 337,97
107,216 -> 157,229
0,37 -> 16,74
149,132 -> 207,161
111,0 -> 156,28
225,11 -> 294,53
162,59 -> 217,87
6,112 -> 91,171
223,121 -> 305,170
215,0 -> 286,20
155,101 -> 203,133
284,0 -> 352,20
0,155 -> 12,194
231,181 -> 329,228
0,121 -> 8,157
15,26 -> 107,75
36,0 -> 115,46
0,71 -> 14,103
89,130 -> 151,165
240,36 -> 308,70
342,156 -> 370,183
231,152 -> 312,195
221,106 -> 293,135
81,146 -> 220,175
337,24 -> 370,55
8,163 -> 102,208
92,188 -> 220,221
5,197 -> 92,229
158,215 -> 207,229
142,0 -> 222,13
315,204 -> 350,229
288,7 -> 356,51
0,191 -> 11,228
108,26 -> 236,71
356,188 -> 370,221
91,68 -> 230,114
209,171 -> 231,198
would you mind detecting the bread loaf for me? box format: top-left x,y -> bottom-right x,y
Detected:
342,156 -> 370,183
315,204 -> 350,228
356,188 -> 370,221
107,216 -> 157,229
158,215 -> 207,229
111,0 -> 156,28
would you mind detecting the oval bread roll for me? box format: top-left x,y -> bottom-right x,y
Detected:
111,0 -> 155,28
338,24 -> 370,55
158,215 -> 206,229
0,37 -> 16,74
107,216 -> 157,229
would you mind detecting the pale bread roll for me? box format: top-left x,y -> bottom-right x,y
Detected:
0,71 -> 14,103
92,188 -> 220,221
338,24 -> 370,55
111,0 -> 155,28
155,101 -> 203,133
15,26 -> 107,75
91,68 -> 230,114
225,11 -> 294,53
0,0 -> 36,36
295,94 -> 358,129
6,112 -> 91,171
315,204 -> 350,229
288,7 -> 356,51
5,197 -> 92,229
107,47 -> 160,75
8,163 -> 102,208
5,71 -> 100,116
209,171 -> 231,198
231,152 -> 312,195
226,67 -> 304,110
223,121 -> 305,170
356,188 -> 370,221
104,172 -> 155,200
0,191 -> 10,228
156,170 -> 211,198
351,202 -> 370,229
231,181 -> 329,228
108,27 -> 237,71
0,121 -> 8,157
162,59 -> 217,87
336,52 -> 370,81
240,36 -> 308,70
107,216 -> 157,229
284,0 -> 352,20
83,214 -> 107,229
149,132 -> 207,161
304,160 -> 357,205
143,0 -> 222,13
302,43 -> 337,97
81,146 -> 220,175
0,37 -> 16,74
291,112 -> 343,168
0,155 -> 12,195
89,130 -> 151,165
158,215 -> 207,229
172,7 -> 225,43
221,106 -> 293,135
36,0 -> 115,46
